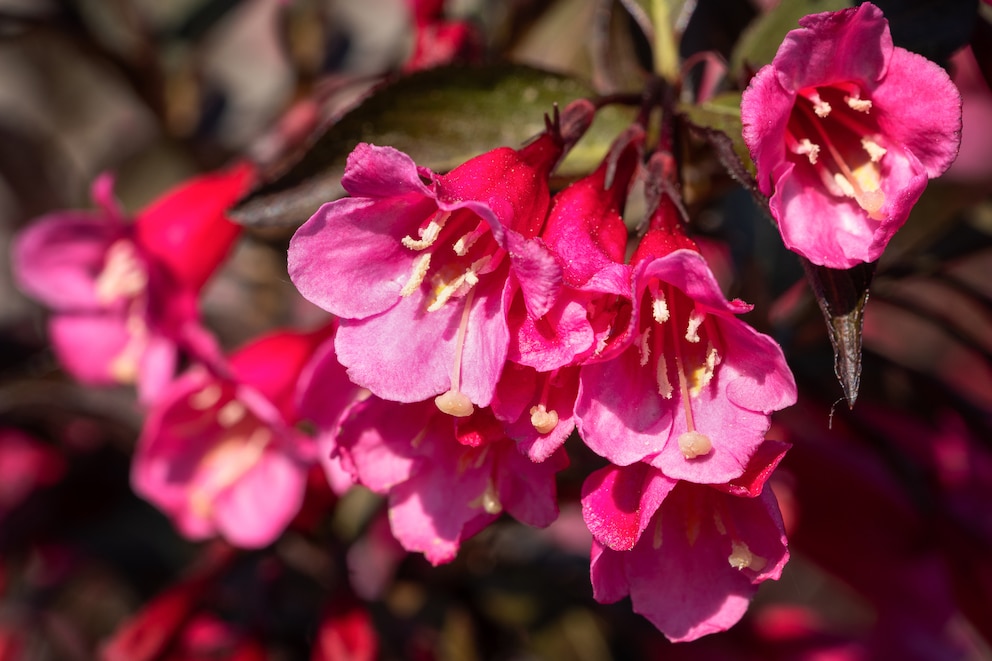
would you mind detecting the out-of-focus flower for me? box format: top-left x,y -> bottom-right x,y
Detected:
11,164 -> 254,401
741,3 -> 961,268
311,598 -> 379,661
131,326 -> 346,548
0,429 -> 65,519
288,102 -> 594,417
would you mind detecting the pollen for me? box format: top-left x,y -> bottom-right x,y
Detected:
729,540 -> 767,571
652,291 -> 670,324
400,252 -> 432,297
656,354 -> 674,399
638,328 -> 652,366
452,221 -> 487,256
797,138 -> 820,165
861,136 -> 886,163
189,384 -> 223,410
529,404 -> 559,434
685,310 -> 705,343
217,399 -> 247,428
401,212 -> 450,250
845,95 -> 872,113
678,430 -> 712,459
688,343 -> 720,396
469,479 -> 503,515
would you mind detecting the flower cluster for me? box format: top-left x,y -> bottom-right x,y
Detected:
6,1 -> 966,650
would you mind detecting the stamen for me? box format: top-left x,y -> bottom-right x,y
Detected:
469,479 -> 503,514
861,136 -> 886,163
426,256 -> 489,312
400,253 -> 432,297
652,289 -> 670,324
638,328 -> 652,367
217,400 -> 246,428
652,512 -> 664,549
95,240 -> 148,304
729,540 -> 767,571
656,354 -> 673,399
688,343 -> 720,396
434,289 -> 476,418
189,384 -> 223,410
452,221 -> 487,256
401,212 -> 450,250
685,310 -> 705,343
529,404 -> 559,434
800,89 -> 832,117
713,511 -> 727,535
845,95 -> 872,113
797,138 -> 820,165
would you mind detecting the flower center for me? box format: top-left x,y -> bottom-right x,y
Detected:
400,209 -> 506,417
639,281 -> 721,459
785,84 -> 887,219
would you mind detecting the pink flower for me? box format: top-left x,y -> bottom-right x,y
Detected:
12,164 -> 254,401
131,327 -> 336,548
289,106 -> 594,418
338,397 -> 567,565
741,3 -> 961,268
584,443 -> 790,642
575,241 -> 796,484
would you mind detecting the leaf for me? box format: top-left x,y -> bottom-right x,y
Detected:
232,64 -> 636,229
800,258 -> 876,408
729,0 -> 851,78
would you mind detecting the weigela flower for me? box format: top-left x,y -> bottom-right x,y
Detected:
132,326 -> 336,548
575,238 -> 796,485
12,165 -> 253,401
288,103 -> 593,419
338,397 -> 567,565
741,2 -> 962,268
584,442 -> 790,642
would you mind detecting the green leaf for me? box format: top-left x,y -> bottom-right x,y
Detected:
729,0 -> 851,78
232,64 -> 635,229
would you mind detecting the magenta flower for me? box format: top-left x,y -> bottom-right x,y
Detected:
131,327 -> 336,548
741,3 -> 961,268
338,397 -> 567,565
575,239 -> 796,485
584,443 -> 790,642
289,103 -> 594,418
12,165 -> 254,401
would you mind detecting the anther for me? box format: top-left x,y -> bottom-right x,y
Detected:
400,253 -> 432,297
729,540 -> 766,571
401,212 -> 450,251
685,310 -> 705,343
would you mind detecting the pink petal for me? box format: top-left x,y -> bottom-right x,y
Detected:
581,463 -> 677,551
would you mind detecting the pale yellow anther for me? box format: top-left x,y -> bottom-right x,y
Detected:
797,138 -> 820,165
435,389 -> 474,417
217,400 -> 247,428
452,225 -> 486,256
845,95 -> 872,113
729,540 -> 767,571
529,404 -> 559,434
685,310 -> 705,343
678,430 -> 712,459
713,511 -> 727,535
426,256 -> 489,312
638,328 -> 652,367
401,212 -> 450,250
400,252 -> 432,297
689,343 -> 720,396
861,136 -> 887,163
189,427 -> 271,517
95,240 -> 148,304
189,384 -> 223,410
469,479 -> 503,515
652,292 -> 670,324
652,512 -> 664,549
656,355 -> 673,399
811,96 -> 832,117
